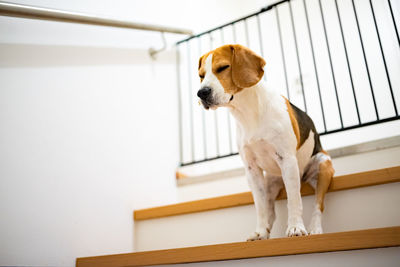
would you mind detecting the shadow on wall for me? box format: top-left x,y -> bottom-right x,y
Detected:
0,44 -> 175,67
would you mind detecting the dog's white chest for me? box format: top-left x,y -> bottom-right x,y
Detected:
241,130 -> 315,177
242,139 -> 282,176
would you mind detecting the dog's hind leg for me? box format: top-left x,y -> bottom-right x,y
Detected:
305,152 -> 334,234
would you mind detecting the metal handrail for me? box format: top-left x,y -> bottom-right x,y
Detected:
0,1 -> 193,35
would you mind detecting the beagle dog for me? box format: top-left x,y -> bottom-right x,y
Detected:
197,44 -> 334,239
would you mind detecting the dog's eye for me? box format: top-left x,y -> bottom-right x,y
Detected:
199,74 -> 205,79
216,65 -> 230,73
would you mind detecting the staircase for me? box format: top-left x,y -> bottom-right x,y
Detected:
76,164 -> 400,266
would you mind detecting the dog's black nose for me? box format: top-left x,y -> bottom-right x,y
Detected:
197,87 -> 212,100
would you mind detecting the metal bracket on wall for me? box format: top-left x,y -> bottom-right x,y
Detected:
149,32 -> 167,60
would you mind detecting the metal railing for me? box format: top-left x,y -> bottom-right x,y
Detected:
176,0 -> 400,166
0,1 -> 192,34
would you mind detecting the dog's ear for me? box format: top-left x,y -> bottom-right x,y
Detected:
231,44 -> 265,88
198,55 -> 204,70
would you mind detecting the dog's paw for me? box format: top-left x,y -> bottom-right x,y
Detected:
247,229 -> 270,241
309,213 -> 323,235
309,225 -> 323,235
286,224 -> 308,237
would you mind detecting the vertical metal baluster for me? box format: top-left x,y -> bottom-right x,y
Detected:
256,14 -> 267,81
302,0 -> 327,132
209,33 -> 220,156
351,0 -> 379,120
334,0 -> 361,124
388,0 -> 400,47
176,45 -> 183,165
220,28 -> 233,154
275,6 -> 290,100
318,0 -> 344,128
369,0 -> 398,116
198,37 -> 208,159
232,23 -> 237,43
244,18 -> 250,46
289,1 -> 307,113
186,41 -> 195,162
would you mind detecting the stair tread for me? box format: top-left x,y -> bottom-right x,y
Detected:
76,226 -> 400,267
134,166 -> 400,220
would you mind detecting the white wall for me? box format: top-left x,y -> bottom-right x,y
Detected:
0,0 -> 268,266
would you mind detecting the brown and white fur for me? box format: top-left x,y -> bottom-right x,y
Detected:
197,44 -> 334,239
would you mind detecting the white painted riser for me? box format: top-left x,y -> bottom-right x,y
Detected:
135,182 -> 400,252
154,247 -> 400,267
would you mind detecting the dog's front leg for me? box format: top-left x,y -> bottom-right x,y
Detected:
277,154 -> 308,237
245,165 -> 272,241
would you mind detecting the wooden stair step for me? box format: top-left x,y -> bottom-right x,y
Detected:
134,166 -> 400,220
76,226 -> 400,267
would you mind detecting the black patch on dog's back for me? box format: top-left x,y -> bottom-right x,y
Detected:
289,103 -> 322,156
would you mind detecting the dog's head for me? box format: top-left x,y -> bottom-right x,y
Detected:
197,44 -> 265,110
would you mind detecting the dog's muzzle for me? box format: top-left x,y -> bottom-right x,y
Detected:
197,87 -> 213,109
197,87 -> 211,100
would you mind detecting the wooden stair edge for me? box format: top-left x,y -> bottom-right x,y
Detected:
76,226 -> 400,267
134,166 -> 400,220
